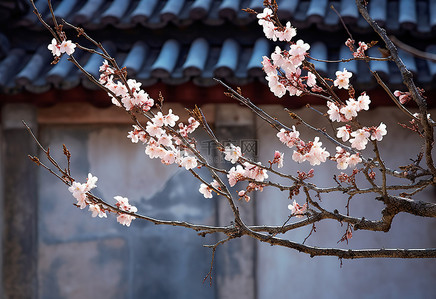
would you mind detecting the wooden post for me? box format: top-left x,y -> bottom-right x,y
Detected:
214,104 -> 257,299
1,104 -> 38,298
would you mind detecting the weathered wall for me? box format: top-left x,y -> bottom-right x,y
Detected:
38,125 -> 217,299
256,106 -> 436,298
34,104 -> 436,299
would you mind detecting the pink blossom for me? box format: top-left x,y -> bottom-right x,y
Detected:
244,162 -> 268,182
88,204 -> 107,218
127,79 -> 141,92
286,85 -> 302,96
238,190 -> 251,202
306,137 -> 330,166
340,98 -> 359,120
271,46 -> 285,68
48,38 -> 61,56
275,22 -> 297,42
85,173 -> 98,191
394,90 -> 411,104
336,126 -> 350,142
292,151 -> 306,163
257,8 -> 273,26
180,156 -> 197,170
161,150 -> 177,165
262,22 -> 276,40
262,56 -> 276,75
306,72 -> 316,87
163,109 -> 179,127
273,151 -> 284,168
353,41 -> 368,58
327,101 -> 342,122
336,156 -> 349,170
146,121 -> 164,137
127,130 -> 139,143
224,144 -> 242,164
282,22 -> 297,42
288,200 -> 307,218
117,214 -> 136,227
60,40 -> 76,55
199,183 -> 213,198
349,129 -> 370,150
145,145 -> 162,159
371,122 -> 387,141
68,181 -> 88,209
334,68 -> 352,89
290,40 -> 310,56
211,180 -> 220,190
114,196 -> 137,215
151,112 -> 165,127
277,127 -> 300,148
357,92 -> 371,111
157,134 -> 172,147
268,78 -> 286,98
133,90 -> 153,109
121,95 -> 134,111
227,165 -> 245,187
347,153 -> 362,168
186,117 -> 200,133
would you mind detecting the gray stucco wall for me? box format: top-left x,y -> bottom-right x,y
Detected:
256,106 -> 436,298
38,125 -> 217,299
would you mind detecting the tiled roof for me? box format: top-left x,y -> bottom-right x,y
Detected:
0,0 -> 436,96
12,0 -> 436,35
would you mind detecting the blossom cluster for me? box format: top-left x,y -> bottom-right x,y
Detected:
333,147 -> 362,170
277,127 -> 330,166
99,60 -> 154,112
67,173 -> 138,226
257,8 -> 296,42
238,183 -> 264,202
257,8 -> 314,98
345,38 -> 368,58
128,111 -> 200,170
114,196 -> 138,227
288,200 -> 307,218
271,151 -> 284,168
336,123 -> 387,151
327,92 -> 370,122
394,90 -> 412,105
68,173 -> 99,210
199,180 -> 220,198
227,162 -> 268,187
333,68 -> 353,90
48,38 -> 76,56
224,144 -> 242,164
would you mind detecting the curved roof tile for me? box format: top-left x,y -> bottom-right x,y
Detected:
123,41 -> 149,76
214,39 -> 240,77
399,0 -> 417,30
73,0 -> 105,24
10,0 -> 433,36
130,0 -> 159,24
151,39 -> 181,78
15,45 -> 51,87
183,38 -> 209,77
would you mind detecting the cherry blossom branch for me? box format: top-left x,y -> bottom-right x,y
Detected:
308,56 -> 391,63
203,235 -> 235,285
370,70 -> 417,120
26,0 -> 436,261
355,0 -> 436,177
243,223 -> 436,259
